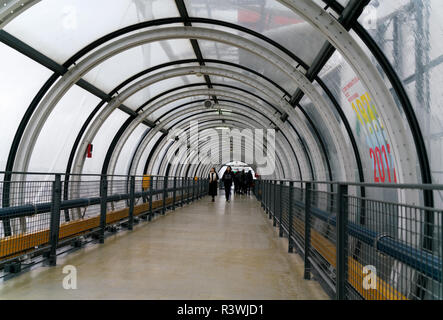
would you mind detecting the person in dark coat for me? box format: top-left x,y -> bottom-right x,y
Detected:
240,170 -> 246,194
234,171 -> 240,194
222,166 -> 234,202
246,170 -> 253,195
208,167 -> 219,202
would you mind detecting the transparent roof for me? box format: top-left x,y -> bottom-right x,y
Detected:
0,0 -> 441,191
3,0 -> 180,63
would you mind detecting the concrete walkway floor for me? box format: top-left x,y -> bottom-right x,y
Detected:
0,192 -> 329,300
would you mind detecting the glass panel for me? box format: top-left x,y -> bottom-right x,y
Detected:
358,0 -> 443,186
299,95 -> 342,181
0,43 -> 53,171
28,87 -> 101,172
82,109 -> 128,174
114,124 -> 148,175
317,49 -> 401,206
204,61 -> 289,94
198,39 -> 296,93
150,95 -> 211,120
136,131 -> 163,175
184,0 -> 326,65
82,39 -> 196,96
209,75 -> 286,103
3,0 -> 180,64
123,74 -> 200,111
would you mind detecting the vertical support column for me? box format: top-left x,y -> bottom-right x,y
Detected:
192,178 -> 195,201
148,176 -> 153,220
336,184 -> 349,300
99,175 -> 108,244
162,176 -> 167,215
279,181 -> 284,237
172,177 -> 177,210
304,182 -> 312,280
49,174 -> 62,266
288,181 -> 294,253
128,176 -> 135,230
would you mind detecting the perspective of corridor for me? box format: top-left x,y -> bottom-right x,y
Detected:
0,0 -> 442,301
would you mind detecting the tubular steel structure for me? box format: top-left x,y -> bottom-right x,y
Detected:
0,0 -> 442,300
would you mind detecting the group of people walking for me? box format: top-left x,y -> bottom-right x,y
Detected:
208,166 -> 254,202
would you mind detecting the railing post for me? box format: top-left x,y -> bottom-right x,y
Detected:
304,182 -> 312,280
172,177 -> 177,210
257,180 -> 265,209
128,175 -> 135,230
187,178 -> 191,204
99,175 -> 108,244
273,181 -> 277,226
148,176 -> 153,220
162,176 -> 167,215
201,179 -> 204,198
258,180 -> 262,205
279,181 -> 284,237
180,177 -> 184,207
336,183 -> 348,300
262,180 -> 265,209
268,181 -> 272,219
49,174 -> 62,266
288,181 -> 294,253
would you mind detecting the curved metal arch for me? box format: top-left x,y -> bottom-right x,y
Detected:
5,14 -> 315,186
161,121 -> 283,179
163,122 -> 287,180
0,0 -> 40,29
64,56 -> 309,191
142,112 -> 294,179
133,99 -> 299,179
3,17 -> 354,192
322,0 -> 433,189
118,89 -> 306,178
94,65 -> 334,190
145,115 -> 294,180
151,108 -> 293,179
281,0 -> 418,188
145,83 -> 317,179
2,3 -> 426,203
97,80 -> 311,181
154,94 -> 325,179
181,140 -> 285,180
176,138 -> 285,179
153,119 -> 289,180
13,26 -> 352,185
81,65 -> 317,180
72,68 -> 331,190
168,136 -> 284,179
101,78 -> 318,182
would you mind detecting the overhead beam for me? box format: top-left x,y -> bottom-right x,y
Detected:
174,0 -> 218,104
289,0 -> 370,107
0,30 -> 155,128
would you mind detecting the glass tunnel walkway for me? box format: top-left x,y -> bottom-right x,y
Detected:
0,0 -> 443,301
